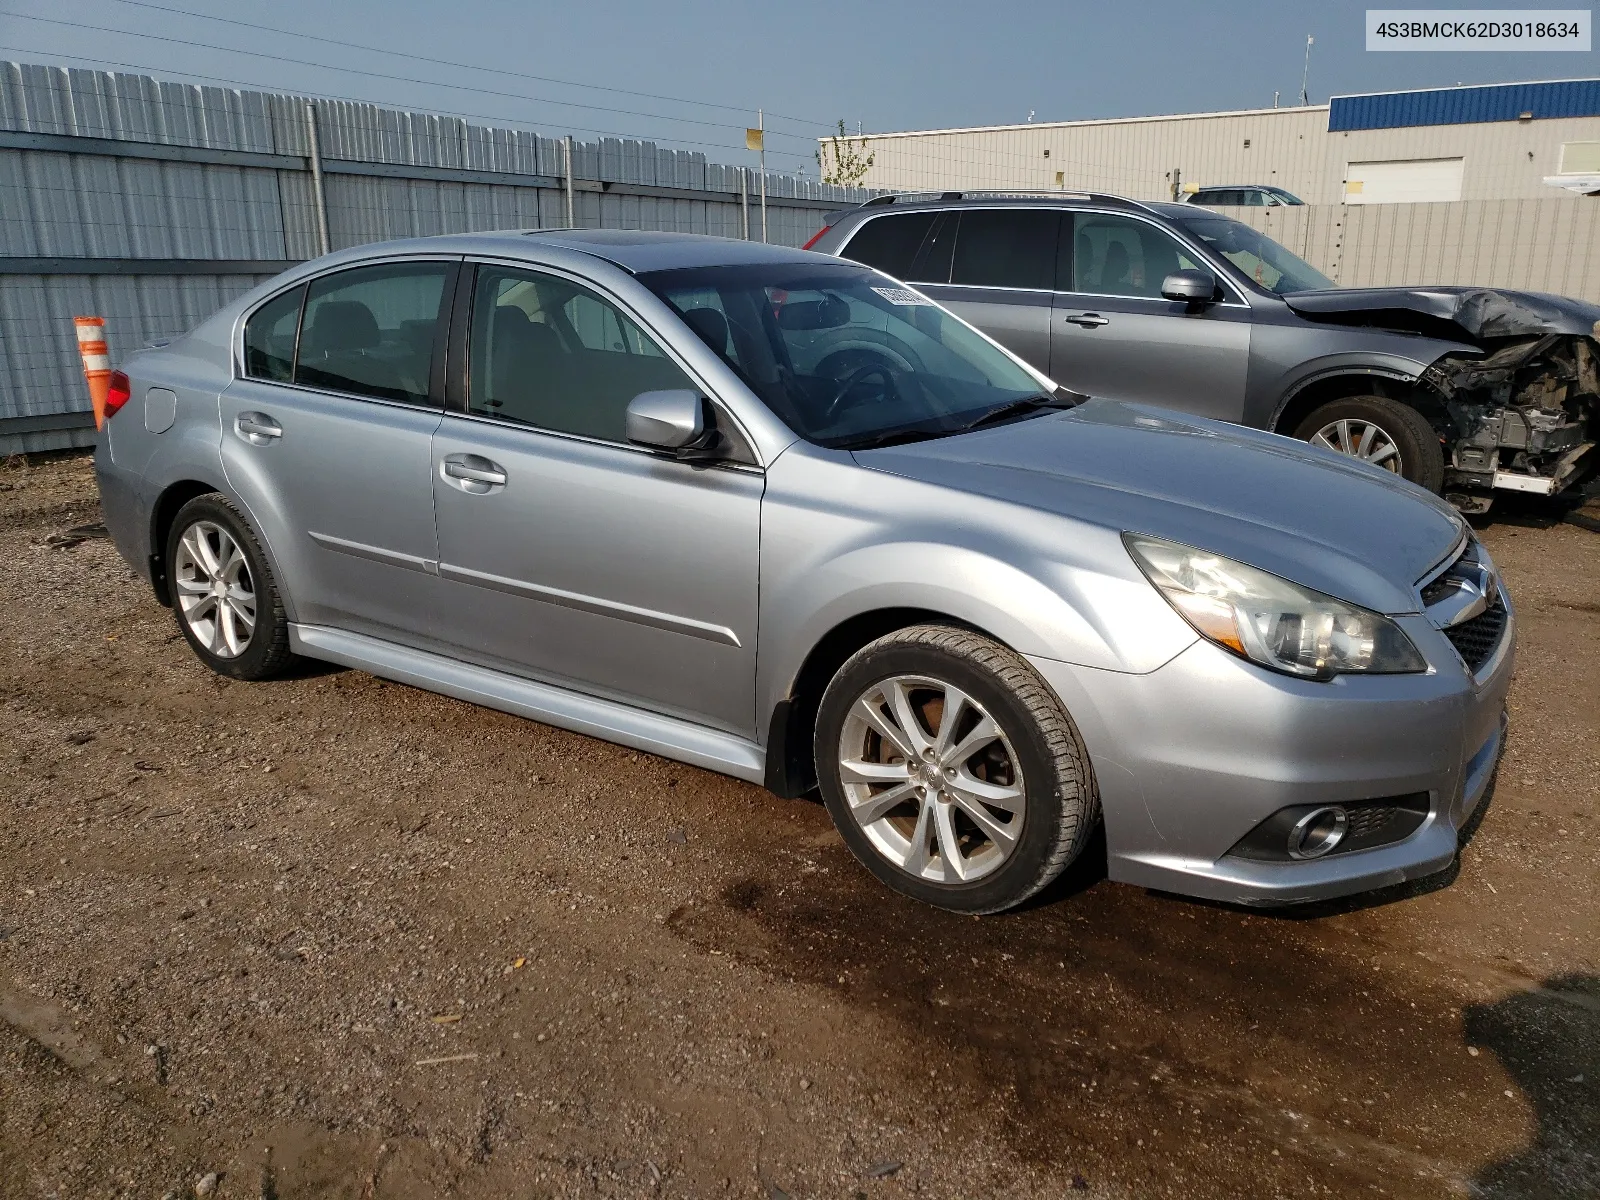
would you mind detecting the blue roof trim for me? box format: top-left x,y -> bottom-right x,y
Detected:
1329,79 -> 1600,131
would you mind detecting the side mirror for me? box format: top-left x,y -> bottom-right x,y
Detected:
1161,269 -> 1218,304
625,389 -> 713,454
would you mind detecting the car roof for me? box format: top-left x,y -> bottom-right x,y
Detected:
301,228 -> 828,275
831,191 -> 1157,222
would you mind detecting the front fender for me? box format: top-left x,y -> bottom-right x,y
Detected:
753,450 -> 1200,733
1244,319 -> 1476,430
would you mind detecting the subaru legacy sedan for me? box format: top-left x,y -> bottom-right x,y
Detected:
95,230 -> 1513,913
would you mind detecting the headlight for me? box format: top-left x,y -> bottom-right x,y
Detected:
1123,533 -> 1426,680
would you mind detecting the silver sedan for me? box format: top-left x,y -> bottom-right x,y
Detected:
94,230 -> 1513,913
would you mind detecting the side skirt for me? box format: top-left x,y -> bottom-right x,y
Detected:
289,624 -> 768,784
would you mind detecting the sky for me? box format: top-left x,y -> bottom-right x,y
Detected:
1,0 -> 1596,172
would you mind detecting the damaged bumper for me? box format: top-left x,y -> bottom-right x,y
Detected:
1425,330 -> 1599,506
1288,285 -> 1600,504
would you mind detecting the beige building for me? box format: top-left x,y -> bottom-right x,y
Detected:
834,80 -> 1600,205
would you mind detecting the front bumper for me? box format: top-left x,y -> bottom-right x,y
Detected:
1028,603 -> 1515,906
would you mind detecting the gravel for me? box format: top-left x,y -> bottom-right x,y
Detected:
0,451 -> 1595,1199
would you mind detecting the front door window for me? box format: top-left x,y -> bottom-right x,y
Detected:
468,266 -> 695,442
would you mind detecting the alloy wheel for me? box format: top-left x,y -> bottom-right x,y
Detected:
173,520 -> 257,659
836,674 -> 1025,884
1310,417 -> 1403,473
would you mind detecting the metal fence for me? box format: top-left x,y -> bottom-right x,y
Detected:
0,61 -> 870,454
1221,198 -> 1600,301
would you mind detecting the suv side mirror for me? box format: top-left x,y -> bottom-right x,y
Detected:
1161,269 -> 1218,305
625,389 -> 716,456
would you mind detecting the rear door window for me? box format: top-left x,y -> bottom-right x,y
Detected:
295,261 -> 451,405
242,284 -> 304,382
949,209 -> 1061,291
840,212 -> 939,281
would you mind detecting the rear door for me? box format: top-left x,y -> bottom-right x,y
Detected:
220,258 -> 456,643
838,208 -> 1059,375
1050,211 -> 1252,421
914,209 -> 1059,375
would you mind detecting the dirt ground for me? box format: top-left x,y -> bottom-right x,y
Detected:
0,450 -> 1595,1200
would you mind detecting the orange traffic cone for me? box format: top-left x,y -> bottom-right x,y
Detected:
74,316 -> 111,430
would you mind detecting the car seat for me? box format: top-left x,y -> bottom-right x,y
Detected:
298,300 -> 409,399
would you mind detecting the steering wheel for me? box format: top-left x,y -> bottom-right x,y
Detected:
824,361 -> 900,420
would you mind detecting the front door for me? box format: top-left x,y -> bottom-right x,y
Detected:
1051,212 -> 1251,422
220,258 -> 456,643
429,262 -> 762,735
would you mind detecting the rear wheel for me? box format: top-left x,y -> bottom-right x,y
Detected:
166,494 -> 293,680
814,624 -> 1099,915
1293,395 -> 1444,493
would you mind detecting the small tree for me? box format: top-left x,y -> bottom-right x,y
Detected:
817,121 -> 875,187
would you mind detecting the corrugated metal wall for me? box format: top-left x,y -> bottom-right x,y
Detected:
855,107 -> 1600,205
1329,79 -> 1600,132
1225,198 -> 1600,300
0,62 -> 867,454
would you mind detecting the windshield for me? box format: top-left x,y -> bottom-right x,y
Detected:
1172,213 -> 1335,295
638,262 -> 1056,449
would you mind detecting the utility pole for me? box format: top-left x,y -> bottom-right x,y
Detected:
1171,167 -> 1182,202
758,108 -> 767,243
1300,35 -> 1314,106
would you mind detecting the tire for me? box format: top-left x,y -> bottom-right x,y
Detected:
165,493 -> 294,681
1293,395 -> 1445,493
814,624 -> 1099,915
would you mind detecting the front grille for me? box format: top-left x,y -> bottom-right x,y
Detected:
1344,804 -> 1400,843
1445,602 -> 1508,673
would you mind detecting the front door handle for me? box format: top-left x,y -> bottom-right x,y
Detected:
1061,312 -> 1110,328
442,453 -> 508,493
235,412 -> 282,445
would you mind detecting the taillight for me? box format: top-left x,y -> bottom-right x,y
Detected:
104,370 -> 132,420
800,225 -> 831,251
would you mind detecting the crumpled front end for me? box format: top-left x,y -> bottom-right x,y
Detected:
1424,331 -> 1599,510
1286,285 -> 1600,507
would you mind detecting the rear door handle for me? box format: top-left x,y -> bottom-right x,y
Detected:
441,453 -> 507,493
1061,312 -> 1110,328
235,412 -> 282,444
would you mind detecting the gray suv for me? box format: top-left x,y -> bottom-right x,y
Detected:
810,192 -> 1599,510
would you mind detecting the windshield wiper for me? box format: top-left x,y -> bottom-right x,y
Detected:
956,393 -> 1076,433
833,427 -> 945,451
836,392 -> 1079,451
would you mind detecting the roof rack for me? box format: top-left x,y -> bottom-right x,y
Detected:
860,188 -> 1140,207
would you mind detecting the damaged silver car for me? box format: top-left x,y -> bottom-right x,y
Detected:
812,193 -> 1600,510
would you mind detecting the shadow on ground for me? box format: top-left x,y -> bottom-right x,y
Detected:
1467,974 -> 1600,1198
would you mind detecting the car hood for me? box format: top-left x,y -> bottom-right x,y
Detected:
1283,285 -> 1600,342
853,399 -> 1466,615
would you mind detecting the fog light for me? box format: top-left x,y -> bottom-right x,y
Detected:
1287,806 -> 1349,859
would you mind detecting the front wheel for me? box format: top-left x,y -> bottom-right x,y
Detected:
814,625 -> 1099,915
1293,395 -> 1445,493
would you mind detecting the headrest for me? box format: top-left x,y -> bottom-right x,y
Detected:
307,300 -> 380,352
492,305 -> 531,339
682,307 -> 729,354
